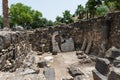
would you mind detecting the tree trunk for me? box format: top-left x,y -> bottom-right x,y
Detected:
2,0 -> 10,29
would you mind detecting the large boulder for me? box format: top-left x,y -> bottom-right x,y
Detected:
92,69 -> 107,80
108,67 -> 120,80
44,68 -> 55,80
0,32 -> 11,50
95,58 -> 110,75
105,46 -> 120,59
61,37 -> 75,52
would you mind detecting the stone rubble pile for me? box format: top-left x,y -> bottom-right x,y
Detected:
93,47 -> 120,80
0,31 -> 30,72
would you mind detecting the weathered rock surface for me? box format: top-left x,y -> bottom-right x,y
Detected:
108,67 -> 120,80
105,47 -> 120,59
92,69 -> 107,80
95,58 -> 110,75
61,37 -> 74,52
68,66 -> 84,77
44,67 -> 55,80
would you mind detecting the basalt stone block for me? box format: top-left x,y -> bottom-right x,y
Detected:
68,66 -> 84,77
52,51 -> 58,55
113,60 -> 120,68
37,60 -> 47,68
92,69 -> 107,80
105,47 -> 120,59
0,32 -> 11,50
108,67 -> 120,80
44,68 -> 55,80
74,75 -> 87,80
95,58 -> 110,75
61,37 -> 75,52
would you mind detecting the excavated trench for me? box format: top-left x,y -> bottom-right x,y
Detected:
0,12 -> 120,80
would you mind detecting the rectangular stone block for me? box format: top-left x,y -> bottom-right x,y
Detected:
95,58 -> 110,75
92,69 -> 107,80
44,68 -> 55,80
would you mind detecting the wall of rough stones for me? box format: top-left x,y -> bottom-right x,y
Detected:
29,12 -> 120,56
0,31 -> 30,72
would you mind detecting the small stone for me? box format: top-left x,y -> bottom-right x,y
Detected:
68,66 -> 84,77
37,60 -> 47,68
21,68 -> 39,75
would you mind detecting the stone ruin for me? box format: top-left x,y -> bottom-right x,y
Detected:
0,12 -> 120,80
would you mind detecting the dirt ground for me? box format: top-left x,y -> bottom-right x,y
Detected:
0,51 -> 94,80
42,51 -> 95,80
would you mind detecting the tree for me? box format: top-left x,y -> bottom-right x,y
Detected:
0,16 -> 3,28
86,0 -> 102,18
62,10 -> 74,24
2,0 -> 10,29
96,2 -> 109,16
102,0 -> 120,10
56,16 -> 63,22
10,3 -> 42,28
47,20 -> 54,26
75,4 -> 85,19
55,10 -> 74,25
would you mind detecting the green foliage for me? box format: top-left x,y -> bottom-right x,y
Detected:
56,16 -> 63,22
0,16 -> 3,28
63,10 -> 74,24
75,4 -> 85,19
100,0 -> 120,11
55,10 -> 74,25
54,21 -> 65,26
10,3 -> 42,28
86,0 -> 102,18
47,20 -> 54,26
96,3 -> 109,16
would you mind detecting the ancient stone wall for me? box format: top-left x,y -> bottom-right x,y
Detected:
29,12 -> 120,56
0,31 -> 30,72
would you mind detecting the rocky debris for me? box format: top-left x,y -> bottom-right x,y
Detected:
52,51 -> 58,55
67,65 -> 91,80
108,67 -> 120,80
92,69 -> 107,80
76,51 -> 92,64
93,47 -> 120,80
0,31 -> 30,72
62,77 -> 73,80
68,66 -> 84,77
105,46 -> 120,59
74,75 -> 88,80
113,56 -> 120,67
37,60 -> 47,68
20,68 -> 39,75
36,51 -> 43,55
0,71 -> 46,80
76,51 -> 84,55
95,58 -> 110,76
13,26 -> 24,31
43,67 -> 55,80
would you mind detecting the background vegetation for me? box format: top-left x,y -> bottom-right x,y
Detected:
1,0 -> 120,29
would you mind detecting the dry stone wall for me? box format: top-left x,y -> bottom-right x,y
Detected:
29,12 -> 120,56
0,31 -> 30,72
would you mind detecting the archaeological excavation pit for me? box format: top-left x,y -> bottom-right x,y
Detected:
0,12 -> 120,80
